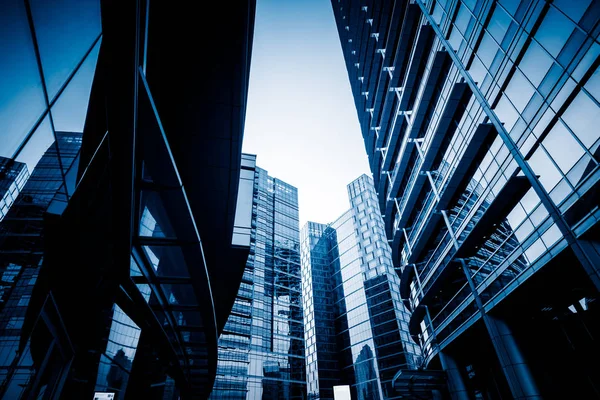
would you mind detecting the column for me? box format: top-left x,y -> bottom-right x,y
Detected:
484,315 -> 542,399
439,351 -> 470,400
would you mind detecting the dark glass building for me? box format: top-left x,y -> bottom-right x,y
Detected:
211,155 -> 306,399
0,159 -> 28,223
332,0 -> 600,399
301,175 -> 419,400
0,1 -> 256,399
0,132 -> 81,398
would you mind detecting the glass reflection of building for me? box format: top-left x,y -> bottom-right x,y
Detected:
301,175 -> 419,400
0,1 -> 256,399
0,132 -> 81,398
332,0 -> 600,399
211,157 -> 306,400
0,159 -> 29,223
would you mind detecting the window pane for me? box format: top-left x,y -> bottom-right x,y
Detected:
519,41 -> 554,87
488,5 -> 512,45
535,7 -> 575,58
584,64 -> 600,103
494,96 -> 519,131
542,121 -> 585,173
562,91 -> 600,151
51,39 -> 101,133
15,115 -> 54,174
30,0 -> 101,100
0,1 -> 46,159
528,147 -> 562,190
505,70 -> 534,112
553,0 -> 592,22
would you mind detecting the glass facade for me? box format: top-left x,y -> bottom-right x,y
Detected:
0,1 -> 256,398
0,159 -> 28,223
211,164 -> 306,399
0,3 -> 100,393
301,175 -> 418,400
333,0 -> 600,398
0,132 -> 82,398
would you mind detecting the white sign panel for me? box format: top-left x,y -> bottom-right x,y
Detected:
333,385 -> 352,400
94,393 -> 115,400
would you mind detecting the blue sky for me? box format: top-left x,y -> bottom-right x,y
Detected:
242,0 -> 371,227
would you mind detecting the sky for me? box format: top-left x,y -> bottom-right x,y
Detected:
241,0 -> 372,228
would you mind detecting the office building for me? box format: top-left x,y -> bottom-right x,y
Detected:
211,155 -> 306,399
0,1 -> 256,398
0,159 -> 29,223
301,175 -> 419,400
332,0 -> 600,398
0,132 -> 81,397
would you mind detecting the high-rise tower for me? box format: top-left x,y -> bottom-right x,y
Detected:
211,155 -> 306,399
332,1 -> 600,398
301,175 -> 418,400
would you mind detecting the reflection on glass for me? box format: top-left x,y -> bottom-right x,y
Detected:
528,146 -> 562,191
142,245 -> 190,278
15,116 -> 55,176
519,41 -> 554,87
30,0 -> 101,100
0,158 -> 29,222
51,39 -> 101,132
354,345 -> 381,400
562,91 -> 600,151
139,190 -> 178,239
534,7 -> 574,58
0,1 -> 46,159
542,121 -> 585,174
162,283 -> 197,306
95,305 -> 141,397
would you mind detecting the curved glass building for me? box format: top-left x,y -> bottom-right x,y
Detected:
0,1 -> 257,398
332,0 -> 600,399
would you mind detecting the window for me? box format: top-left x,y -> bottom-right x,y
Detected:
528,146 -> 562,190
6,317 -> 24,330
562,90 -> 600,151
488,5 -> 512,45
535,7 -> 575,58
18,295 -> 31,307
519,41 -> 554,87
542,121 -> 585,173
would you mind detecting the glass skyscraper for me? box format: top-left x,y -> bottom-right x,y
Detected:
332,0 -> 600,398
301,175 -> 418,400
211,156 -> 306,400
0,159 -> 29,223
0,132 -> 81,398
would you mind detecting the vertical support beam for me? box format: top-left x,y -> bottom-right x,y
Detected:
484,315 -> 542,399
438,351 -> 470,400
101,0 -> 141,283
460,261 -> 541,399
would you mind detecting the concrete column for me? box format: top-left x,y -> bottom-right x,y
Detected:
439,351 -> 470,400
484,315 -> 542,399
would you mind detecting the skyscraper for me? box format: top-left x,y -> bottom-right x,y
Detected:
0,159 -> 28,223
211,155 -> 306,400
301,175 -> 418,400
332,1 -> 600,398
0,132 -> 81,398
0,1 -> 257,398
